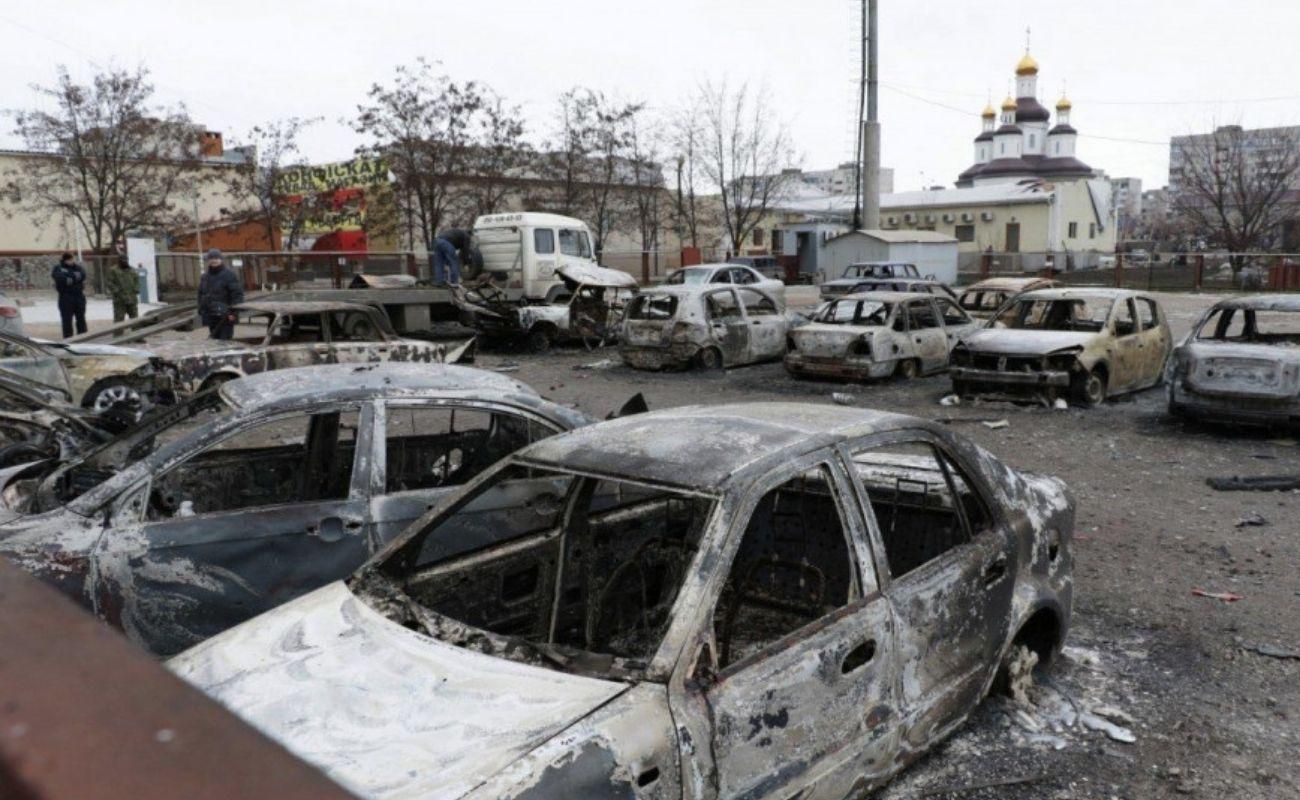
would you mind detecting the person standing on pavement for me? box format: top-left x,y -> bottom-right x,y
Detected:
106,256 -> 140,322
51,252 -> 88,338
432,228 -> 472,286
196,249 -> 244,340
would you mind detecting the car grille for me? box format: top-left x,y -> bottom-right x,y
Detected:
970,353 -> 1047,372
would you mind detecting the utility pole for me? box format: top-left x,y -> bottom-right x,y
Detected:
861,0 -> 881,230
851,0 -> 866,230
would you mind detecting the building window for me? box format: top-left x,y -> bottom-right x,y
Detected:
771,229 -> 783,254
955,224 -> 975,242
1089,223 -> 1097,239
1068,222 -> 1078,238
1029,134 -> 1036,148
752,228 -> 764,246
1054,141 -> 1060,154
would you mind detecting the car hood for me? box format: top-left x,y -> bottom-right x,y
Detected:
958,328 -> 1096,356
142,339 -> 254,359
169,582 -> 629,800
54,341 -> 157,359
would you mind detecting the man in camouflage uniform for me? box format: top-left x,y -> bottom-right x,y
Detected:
106,256 -> 140,322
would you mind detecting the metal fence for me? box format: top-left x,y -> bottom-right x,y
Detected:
156,251 -> 418,300
959,251 -> 1300,293
0,253 -> 121,294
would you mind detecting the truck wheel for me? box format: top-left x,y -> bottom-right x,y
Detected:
895,359 -> 920,380
526,326 -> 553,353
697,347 -> 724,371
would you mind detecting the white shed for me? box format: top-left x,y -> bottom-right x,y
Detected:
821,229 -> 959,285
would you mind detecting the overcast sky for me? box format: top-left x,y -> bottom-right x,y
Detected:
3,0 -> 1299,193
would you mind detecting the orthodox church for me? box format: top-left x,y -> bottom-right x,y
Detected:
957,50 -> 1094,187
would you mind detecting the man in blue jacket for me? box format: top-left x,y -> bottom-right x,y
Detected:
51,252 -> 88,338
196,249 -> 244,340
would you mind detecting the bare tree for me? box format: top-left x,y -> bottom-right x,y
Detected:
462,93 -> 530,218
667,104 -> 709,249
2,66 -> 200,254
695,80 -> 798,255
1171,125 -> 1300,269
225,117 -> 320,250
352,60 -> 485,249
627,115 -> 665,277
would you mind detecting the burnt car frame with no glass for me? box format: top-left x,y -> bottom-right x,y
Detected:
0,363 -> 590,656
172,403 -> 1074,800
620,284 -> 790,371
949,288 -> 1172,405
1166,294 -> 1300,427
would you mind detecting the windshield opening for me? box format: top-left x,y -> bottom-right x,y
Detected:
627,294 -> 678,321
1197,308 -> 1300,345
816,299 -> 892,326
994,297 -> 1113,332
364,463 -> 715,678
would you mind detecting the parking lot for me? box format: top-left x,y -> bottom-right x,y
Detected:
466,290 -> 1299,800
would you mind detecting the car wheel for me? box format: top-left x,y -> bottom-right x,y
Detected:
345,314 -> 376,340
895,359 -> 920,380
526,326 -> 553,354
697,347 -> 724,371
87,381 -> 145,416
1073,368 -> 1107,406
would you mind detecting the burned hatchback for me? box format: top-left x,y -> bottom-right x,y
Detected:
0,363 -> 591,656
172,403 -> 1074,800
1167,294 -> 1300,427
620,284 -> 790,370
950,288 -> 1172,405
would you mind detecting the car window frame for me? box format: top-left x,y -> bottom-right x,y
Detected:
1113,298 -> 1140,338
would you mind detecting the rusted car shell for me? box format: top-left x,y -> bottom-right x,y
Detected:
0,363 -> 590,656
958,277 -> 1058,319
785,291 -> 979,382
171,403 -> 1073,800
620,285 -> 790,370
949,288 -> 1172,404
1167,295 -> 1300,427
458,264 -> 636,349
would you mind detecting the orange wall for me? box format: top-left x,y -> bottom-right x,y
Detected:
171,218 -> 279,253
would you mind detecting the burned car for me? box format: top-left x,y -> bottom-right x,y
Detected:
148,300 -> 474,396
958,276 -> 1058,319
458,263 -> 636,352
828,277 -> 959,303
1167,294 -> 1300,427
0,370 -> 135,467
621,284 -> 789,370
820,261 -> 921,300
0,363 -> 594,656
949,288 -> 1172,405
786,291 -> 979,381
0,330 -> 174,413
664,262 -> 787,309
170,403 -> 1074,800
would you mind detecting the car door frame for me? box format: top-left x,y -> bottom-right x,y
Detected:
703,287 -> 750,366
733,287 -> 786,362
363,397 -> 568,553
665,447 -> 900,800
1108,297 -> 1145,391
262,311 -> 335,370
835,428 -> 1018,754
934,296 -> 978,352
90,400 -> 377,654
1131,295 -> 1172,389
905,298 -> 949,373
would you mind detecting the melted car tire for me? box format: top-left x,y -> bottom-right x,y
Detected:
526,326 -> 553,354
697,347 -> 724,371
895,359 -> 920,380
1073,368 -> 1107,406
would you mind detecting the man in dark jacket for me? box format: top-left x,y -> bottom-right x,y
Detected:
51,252 -> 88,338
432,228 -> 473,286
196,249 -> 244,340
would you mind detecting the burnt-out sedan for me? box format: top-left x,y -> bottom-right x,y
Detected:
621,284 -> 789,370
171,403 -> 1074,800
0,363 -> 592,656
1167,294 -> 1300,427
786,291 -> 979,381
949,288 -> 1172,405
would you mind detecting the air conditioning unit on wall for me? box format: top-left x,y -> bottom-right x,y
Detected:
886,216 -> 899,226
961,212 -> 975,223
942,212 -> 956,223
925,214 -> 937,223
903,212 -> 917,223
981,211 -> 995,222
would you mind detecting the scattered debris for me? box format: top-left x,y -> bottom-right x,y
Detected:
573,358 -> 617,371
939,394 -> 961,406
1053,398 -> 1069,410
981,419 -> 1010,430
1191,589 -> 1244,603
918,773 -> 1047,797
1206,475 -> 1300,492
1234,512 -> 1269,528
1267,438 -> 1298,447
1079,711 -> 1138,743
1238,641 -> 1300,660
491,362 -> 520,374
831,392 -> 856,406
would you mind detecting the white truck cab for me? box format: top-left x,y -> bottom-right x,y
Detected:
473,212 -> 599,303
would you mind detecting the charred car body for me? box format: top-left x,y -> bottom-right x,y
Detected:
1167,294 -> 1300,427
0,330 -> 175,413
0,370 -> 136,466
171,403 -> 1074,800
0,363 -> 592,656
950,288 -> 1172,405
821,277 -> 958,304
148,300 -> 474,396
786,291 -> 979,381
820,262 -> 921,301
457,264 -> 637,352
957,277 -> 1058,320
621,284 -> 789,370
663,263 -> 787,309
